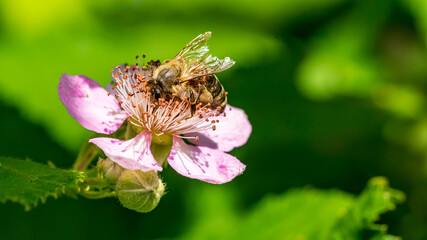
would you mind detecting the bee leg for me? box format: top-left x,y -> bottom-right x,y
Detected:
199,90 -> 213,106
189,89 -> 197,104
189,89 -> 198,116
191,104 -> 196,116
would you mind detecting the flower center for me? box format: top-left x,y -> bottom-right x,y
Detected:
108,58 -> 225,138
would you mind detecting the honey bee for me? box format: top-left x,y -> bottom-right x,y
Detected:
147,32 -> 234,115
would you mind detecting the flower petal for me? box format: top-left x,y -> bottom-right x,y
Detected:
186,105 -> 252,152
106,82 -> 123,102
58,74 -> 127,134
89,131 -> 162,171
167,137 -> 245,184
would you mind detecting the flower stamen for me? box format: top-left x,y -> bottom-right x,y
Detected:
110,62 -> 226,137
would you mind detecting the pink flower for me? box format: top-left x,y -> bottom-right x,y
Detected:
58,65 -> 251,184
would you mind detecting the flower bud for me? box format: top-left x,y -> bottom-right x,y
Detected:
116,170 -> 165,213
97,158 -> 124,184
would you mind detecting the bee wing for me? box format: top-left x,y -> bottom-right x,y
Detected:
174,32 -> 211,62
173,32 -> 235,82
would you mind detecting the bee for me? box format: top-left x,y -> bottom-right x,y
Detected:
148,32 -> 234,115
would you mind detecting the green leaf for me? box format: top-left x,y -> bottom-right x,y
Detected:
331,177 -> 405,240
182,177 -> 404,240
0,157 -> 86,210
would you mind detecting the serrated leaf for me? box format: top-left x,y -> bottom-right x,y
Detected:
331,177 -> 405,240
182,177 -> 404,240
0,157 -> 85,210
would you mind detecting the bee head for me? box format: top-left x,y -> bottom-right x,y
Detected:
151,86 -> 162,100
153,63 -> 182,88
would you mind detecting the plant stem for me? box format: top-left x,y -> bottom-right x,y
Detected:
73,136 -> 101,171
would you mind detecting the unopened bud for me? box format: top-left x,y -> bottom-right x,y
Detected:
116,170 -> 165,213
97,158 -> 123,184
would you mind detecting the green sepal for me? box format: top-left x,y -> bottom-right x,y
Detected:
150,133 -> 173,167
96,158 -> 124,184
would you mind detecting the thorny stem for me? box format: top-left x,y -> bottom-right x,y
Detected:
73,134 -> 101,171
78,190 -> 116,199
73,122 -> 137,172
77,169 -> 117,199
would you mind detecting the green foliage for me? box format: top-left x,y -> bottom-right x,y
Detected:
0,157 -> 85,210
297,0 -> 391,101
182,177 -> 404,240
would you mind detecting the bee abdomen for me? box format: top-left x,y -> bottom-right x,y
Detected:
211,78 -> 223,98
211,82 -> 227,112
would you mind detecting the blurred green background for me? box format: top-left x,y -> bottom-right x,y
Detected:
1,0 -> 427,239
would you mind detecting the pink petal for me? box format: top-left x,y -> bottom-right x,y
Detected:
107,65 -> 125,98
89,131 -> 162,171
106,82 -> 123,102
58,74 -> 128,134
167,137 -> 245,184
186,105 -> 252,152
